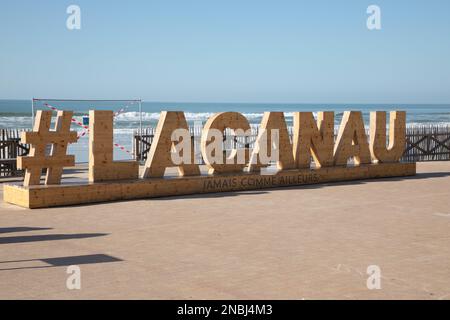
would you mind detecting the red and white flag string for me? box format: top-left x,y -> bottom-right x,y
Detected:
43,103 -> 134,155
114,101 -> 135,117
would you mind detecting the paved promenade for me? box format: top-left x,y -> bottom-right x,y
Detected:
1,162 -> 449,299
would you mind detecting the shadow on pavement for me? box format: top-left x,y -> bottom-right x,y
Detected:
0,254 -> 122,271
0,233 -> 108,244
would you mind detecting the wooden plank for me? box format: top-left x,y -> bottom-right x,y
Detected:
18,111 -> 76,185
293,111 -> 334,169
248,112 -> 295,171
89,110 -> 139,182
3,162 -> 416,209
201,112 -> 251,174
135,123 -> 450,164
142,111 -> 200,178
370,111 -> 405,163
334,111 -> 371,166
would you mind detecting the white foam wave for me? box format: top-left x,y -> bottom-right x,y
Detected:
2,114 -> 450,131
0,116 -> 33,128
114,111 -> 302,122
114,111 -> 264,122
407,122 -> 450,127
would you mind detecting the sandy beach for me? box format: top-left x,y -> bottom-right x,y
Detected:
0,161 -> 449,299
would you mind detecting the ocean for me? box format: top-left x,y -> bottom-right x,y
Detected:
1,99 -> 450,163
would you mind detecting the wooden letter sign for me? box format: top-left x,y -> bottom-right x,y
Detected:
89,110 -> 139,182
3,109 -> 415,208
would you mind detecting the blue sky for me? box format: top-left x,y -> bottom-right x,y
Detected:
0,0 -> 449,103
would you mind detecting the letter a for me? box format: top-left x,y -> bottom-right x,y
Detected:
66,5 -> 81,30
142,111 -> 200,178
248,112 -> 295,172
66,265 -> 81,290
334,111 -> 371,166
367,5 -> 381,30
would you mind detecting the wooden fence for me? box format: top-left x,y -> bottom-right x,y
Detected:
1,124 -> 449,178
0,129 -> 30,177
133,124 -> 450,164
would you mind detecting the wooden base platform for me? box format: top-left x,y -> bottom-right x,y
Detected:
3,162 -> 416,209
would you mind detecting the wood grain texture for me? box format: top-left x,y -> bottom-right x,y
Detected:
89,110 -> 139,182
248,112 -> 295,172
293,111 -> 334,169
18,110 -> 77,186
4,162 -> 416,209
370,111 -> 406,163
334,111 -> 371,166
142,111 -> 200,178
201,112 -> 251,174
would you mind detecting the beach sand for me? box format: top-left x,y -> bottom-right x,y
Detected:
0,161 -> 449,299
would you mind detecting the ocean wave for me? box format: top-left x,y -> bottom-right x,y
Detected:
114,111 -> 268,122
0,116 -> 33,128
407,122 -> 450,127
113,111 -> 306,122
3,113 -> 450,131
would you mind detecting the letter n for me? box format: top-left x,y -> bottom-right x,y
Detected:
142,111 -> 200,178
293,111 -> 334,168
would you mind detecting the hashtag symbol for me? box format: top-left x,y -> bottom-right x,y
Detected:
18,110 -> 78,186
